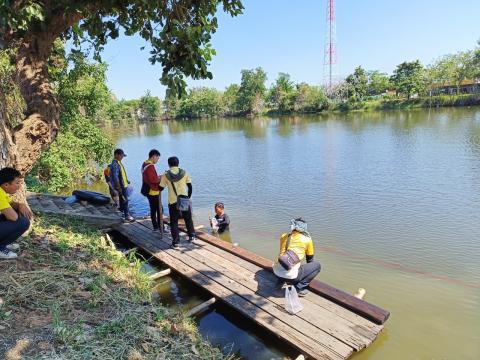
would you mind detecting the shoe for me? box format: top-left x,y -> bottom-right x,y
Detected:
6,243 -> 20,251
297,289 -> 309,297
152,227 -> 159,232
123,215 -> 135,223
170,242 -> 179,249
0,247 -> 18,259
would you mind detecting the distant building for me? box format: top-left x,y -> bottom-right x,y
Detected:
431,80 -> 480,96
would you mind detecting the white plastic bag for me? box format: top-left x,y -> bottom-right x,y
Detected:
285,285 -> 303,314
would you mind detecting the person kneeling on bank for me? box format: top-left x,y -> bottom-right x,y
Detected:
272,218 -> 321,296
0,167 -> 33,259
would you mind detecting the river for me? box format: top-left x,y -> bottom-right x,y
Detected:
89,107 -> 480,359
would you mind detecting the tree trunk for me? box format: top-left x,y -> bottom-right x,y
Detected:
13,33 -> 61,176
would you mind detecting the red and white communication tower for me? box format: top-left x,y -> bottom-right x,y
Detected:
324,0 -> 338,93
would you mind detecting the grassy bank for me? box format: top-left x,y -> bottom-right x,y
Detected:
0,215 -> 233,360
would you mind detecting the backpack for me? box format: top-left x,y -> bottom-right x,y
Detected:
140,163 -> 154,197
103,164 -> 111,183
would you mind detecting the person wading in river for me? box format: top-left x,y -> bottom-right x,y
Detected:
142,149 -> 163,232
159,156 -> 195,248
0,167 -> 33,259
272,218 -> 321,296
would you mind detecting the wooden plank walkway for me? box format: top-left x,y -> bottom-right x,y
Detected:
113,219 -> 385,360
27,192 -> 122,228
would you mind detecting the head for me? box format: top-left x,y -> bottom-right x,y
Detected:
214,202 -> 225,216
148,149 -> 161,164
114,148 -> 126,161
167,156 -> 179,168
0,167 -> 22,195
290,217 -> 308,234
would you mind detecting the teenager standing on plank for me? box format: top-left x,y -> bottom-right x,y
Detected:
159,156 -> 195,248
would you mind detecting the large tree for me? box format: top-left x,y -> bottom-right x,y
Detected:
390,60 -> 426,99
345,66 -> 368,101
0,0 -> 243,176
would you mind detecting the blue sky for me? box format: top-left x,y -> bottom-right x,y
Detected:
99,0 -> 480,99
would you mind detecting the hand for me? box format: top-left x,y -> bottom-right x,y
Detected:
18,203 -> 34,220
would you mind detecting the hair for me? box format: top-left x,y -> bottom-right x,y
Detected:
168,156 -> 179,167
149,149 -> 161,158
0,167 -> 22,185
295,217 -> 306,223
215,202 -> 224,209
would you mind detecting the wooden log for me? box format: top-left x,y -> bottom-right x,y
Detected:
186,297 -> 216,317
161,217 -> 390,325
149,268 -> 171,280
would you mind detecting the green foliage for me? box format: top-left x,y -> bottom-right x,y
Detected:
390,60 -> 426,99
1,0 -> 244,97
138,90 -> 162,120
236,67 -> 267,114
268,73 -> 296,113
293,83 -> 330,113
178,87 -> 224,118
367,70 -> 391,96
29,51 -> 113,192
346,66 -> 368,101
223,84 -> 240,115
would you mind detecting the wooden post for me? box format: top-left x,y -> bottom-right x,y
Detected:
186,297 -> 216,317
149,268 -> 171,280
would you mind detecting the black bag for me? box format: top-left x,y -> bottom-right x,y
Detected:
140,163 -> 154,197
278,234 -> 300,270
140,182 -> 150,197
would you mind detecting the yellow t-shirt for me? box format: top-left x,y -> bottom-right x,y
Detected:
0,187 -> 12,211
159,167 -> 192,205
273,231 -> 315,279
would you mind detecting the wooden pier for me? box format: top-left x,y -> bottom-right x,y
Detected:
27,193 -> 389,359
113,219 -> 389,360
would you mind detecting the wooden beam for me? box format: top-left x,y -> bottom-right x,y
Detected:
186,297 -> 216,317
149,268 -> 171,280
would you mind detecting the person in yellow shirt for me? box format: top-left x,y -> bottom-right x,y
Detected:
0,167 -> 33,259
273,218 -> 321,296
159,156 -> 195,248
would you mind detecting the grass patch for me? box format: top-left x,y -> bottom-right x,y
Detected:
0,215 -> 234,360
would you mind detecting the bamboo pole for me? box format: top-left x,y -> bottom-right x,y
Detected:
186,297 -> 216,317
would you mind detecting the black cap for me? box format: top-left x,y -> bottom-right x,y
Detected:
114,148 -> 126,157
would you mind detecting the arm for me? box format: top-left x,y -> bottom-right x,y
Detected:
1,206 -> 18,221
159,173 -> 167,192
145,165 -> 159,187
305,238 -> 315,263
110,161 -> 121,190
10,202 -> 33,220
187,183 -> 192,198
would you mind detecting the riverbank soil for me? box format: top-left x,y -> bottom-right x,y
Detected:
0,215 -> 233,360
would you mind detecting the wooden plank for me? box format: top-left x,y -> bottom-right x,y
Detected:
132,223 -> 375,350
137,219 -> 383,334
162,218 -> 390,325
114,223 -> 353,360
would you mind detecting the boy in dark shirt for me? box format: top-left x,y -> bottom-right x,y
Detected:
210,202 -> 230,234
